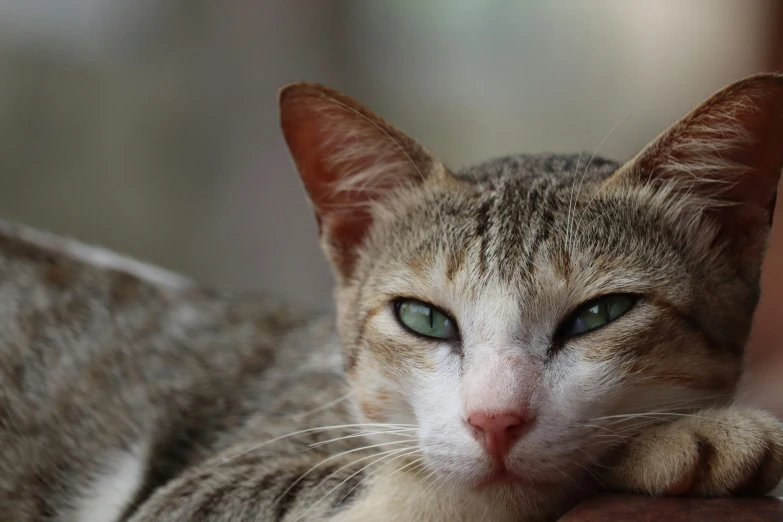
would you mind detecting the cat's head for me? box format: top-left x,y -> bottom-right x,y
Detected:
279,75 -> 783,501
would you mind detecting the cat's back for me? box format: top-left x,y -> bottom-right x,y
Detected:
0,221 -> 344,520
0,220 -> 336,410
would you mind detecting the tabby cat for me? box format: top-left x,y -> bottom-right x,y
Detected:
1,74 -> 782,522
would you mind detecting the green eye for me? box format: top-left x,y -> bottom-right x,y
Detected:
560,294 -> 636,337
394,299 -> 458,340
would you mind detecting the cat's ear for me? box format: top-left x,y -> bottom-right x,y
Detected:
279,82 -> 447,280
612,73 -> 783,273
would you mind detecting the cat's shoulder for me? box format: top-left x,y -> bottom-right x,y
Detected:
0,219 -> 328,350
0,219 -> 193,290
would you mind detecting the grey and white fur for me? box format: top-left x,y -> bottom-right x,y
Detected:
1,73 -> 783,521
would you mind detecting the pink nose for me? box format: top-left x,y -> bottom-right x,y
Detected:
467,412 -> 529,459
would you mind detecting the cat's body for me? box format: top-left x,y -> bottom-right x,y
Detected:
2,74 -> 783,521
0,154 -> 612,522
0,221 -> 358,521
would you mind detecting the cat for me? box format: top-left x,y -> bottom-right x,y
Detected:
0,73 -> 782,522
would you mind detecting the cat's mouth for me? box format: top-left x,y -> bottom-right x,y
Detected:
475,466 -> 558,491
480,469 -> 519,486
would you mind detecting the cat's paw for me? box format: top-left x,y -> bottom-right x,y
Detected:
606,407 -> 783,497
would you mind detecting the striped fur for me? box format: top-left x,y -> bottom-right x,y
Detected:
0,74 -> 781,521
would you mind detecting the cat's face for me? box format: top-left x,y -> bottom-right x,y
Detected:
332,156 -> 748,494
280,75 -> 783,500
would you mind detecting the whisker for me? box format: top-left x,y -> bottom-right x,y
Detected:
565,123 -> 592,250
208,423 -> 417,471
372,451 -> 424,485
292,392 -> 353,420
279,445 -> 416,512
563,456 -> 606,489
292,446 -> 416,522
308,429 -> 418,449
578,423 -> 637,441
338,448 -> 425,504
592,411 -> 721,422
568,110 -> 631,254
284,445 -> 411,505
292,438 -> 415,481
420,461 -> 460,501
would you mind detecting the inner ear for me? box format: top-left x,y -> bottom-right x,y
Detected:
609,73 -> 783,272
279,83 -> 447,280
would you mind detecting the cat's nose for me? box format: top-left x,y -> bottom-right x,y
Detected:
467,412 -> 530,459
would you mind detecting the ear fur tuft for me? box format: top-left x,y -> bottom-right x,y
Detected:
279,82 -> 445,280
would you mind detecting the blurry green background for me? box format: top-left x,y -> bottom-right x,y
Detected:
1,1 -> 782,408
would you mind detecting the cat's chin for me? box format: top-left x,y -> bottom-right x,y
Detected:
475,469 -> 558,491
421,452 -> 566,497
458,469 -> 576,520
475,470 -> 533,493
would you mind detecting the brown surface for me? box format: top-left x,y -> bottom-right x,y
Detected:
560,495 -> 783,521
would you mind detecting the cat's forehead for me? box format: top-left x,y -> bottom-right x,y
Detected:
363,152 -> 679,312
377,153 -> 623,276
454,153 -> 619,186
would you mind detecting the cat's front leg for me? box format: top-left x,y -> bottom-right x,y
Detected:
606,407 -> 783,497
127,448 -> 523,522
127,449 -> 379,522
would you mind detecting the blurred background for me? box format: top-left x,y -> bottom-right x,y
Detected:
0,0 -> 781,411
